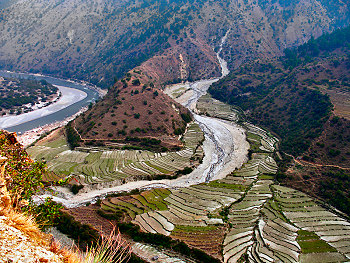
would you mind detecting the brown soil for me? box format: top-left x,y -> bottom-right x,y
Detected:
138,34 -> 221,86
66,205 -> 117,237
74,72 -> 191,149
170,226 -> 226,260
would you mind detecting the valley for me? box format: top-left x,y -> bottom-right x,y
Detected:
0,1 -> 350,263
26,31 -> 350,263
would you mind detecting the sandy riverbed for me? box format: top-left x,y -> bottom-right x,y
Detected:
0,85 -> 87,130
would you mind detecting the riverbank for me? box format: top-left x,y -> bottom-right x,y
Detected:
0,71 -> 100,134
17,106 -> 88,147
32,30 -> 250,208
0,85 -> 87,130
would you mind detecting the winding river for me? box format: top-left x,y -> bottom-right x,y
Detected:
0,71 -> 99,133
31,32 -> 249,262
34,31 -> 249,208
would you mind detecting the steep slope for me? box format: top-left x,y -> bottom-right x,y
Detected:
0,131 -> 80,262
73,72 -> 192,150
0,0 -> 349,87
210,25 -> 350,157
209,25 -> 350,219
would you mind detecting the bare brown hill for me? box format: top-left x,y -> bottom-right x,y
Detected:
74,72 -> 192,150
137,32 -> 221,86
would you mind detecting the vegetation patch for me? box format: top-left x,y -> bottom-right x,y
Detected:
205,181 -> 247,191
118,222 -> 222,263
0,77 -> 58,116
297,230 -> 337,254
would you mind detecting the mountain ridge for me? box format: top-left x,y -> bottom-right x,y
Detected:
0,0 -> 349,88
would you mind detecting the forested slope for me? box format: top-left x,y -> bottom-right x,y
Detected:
209,24 -> 350,218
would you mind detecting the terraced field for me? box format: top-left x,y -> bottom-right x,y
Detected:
96,100 -> 350,262
27,122 -> 204,184
44,94 -> 350,262
101,188 -> 171,222
273,185 -> 350,262
196,94 -> 239,122
171,225 -> 226,259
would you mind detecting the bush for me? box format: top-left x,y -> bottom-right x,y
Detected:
71,184 -> 84,195
0,131 -> 46,201
176,167 -> 193,175
174,128 -> 184,135
132,79 -> 141,86
96,209 -> 123,221
65,122 -> 81,149
55,212 -> 100,250
25,198 -> 62,230
181,113 -> 192,123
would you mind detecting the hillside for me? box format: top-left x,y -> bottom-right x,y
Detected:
73,72 -> 192,150
210,25 -> 350,157
0,130 -> 137,262
209,24 -> 350,218
0,0 -> 349,87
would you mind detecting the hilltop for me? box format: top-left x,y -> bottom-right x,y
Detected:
73,71 -> 192,150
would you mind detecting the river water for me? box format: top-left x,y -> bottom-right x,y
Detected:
0,71 -> 99,133
34,30 -> 249,208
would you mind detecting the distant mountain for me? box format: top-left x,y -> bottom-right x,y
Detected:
0,0 -> 348,88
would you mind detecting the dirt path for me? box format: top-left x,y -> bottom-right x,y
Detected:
285,152 -> 350,170
295,159 -> 350,170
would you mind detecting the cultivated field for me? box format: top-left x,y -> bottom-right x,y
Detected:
96,96 -> 350,262
196,94 -> 240,121
27,122 -> 204,184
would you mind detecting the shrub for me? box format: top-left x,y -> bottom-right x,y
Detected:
132,79 -> 141,86
65,121 -> 81,149
71,184 -> 84,195
181,113 -> 192,123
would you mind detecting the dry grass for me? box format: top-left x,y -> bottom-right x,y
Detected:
84,227 -> 131,263
4,209 -> 47,245
2,206 -> 131,263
